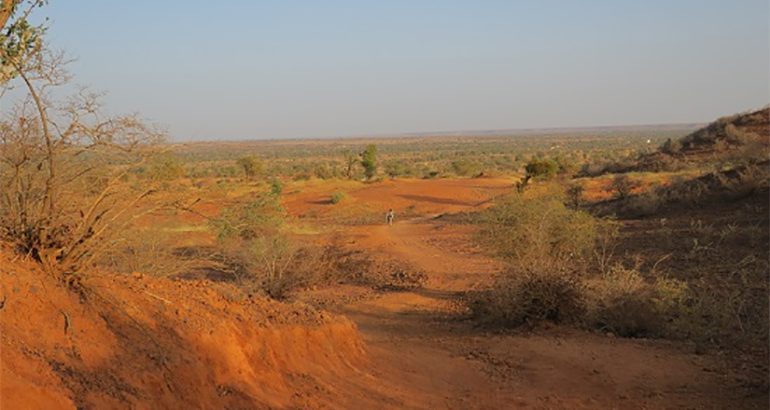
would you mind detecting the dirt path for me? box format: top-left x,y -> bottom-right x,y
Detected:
324,217 -> 760,409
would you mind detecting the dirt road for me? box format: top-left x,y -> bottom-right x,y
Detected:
320,217 -> 759,409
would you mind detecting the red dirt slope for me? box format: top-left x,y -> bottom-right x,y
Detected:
0,248 -> 364,409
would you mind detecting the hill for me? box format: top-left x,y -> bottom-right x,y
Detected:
583,107 -> 769,175
640,107 -> 768,170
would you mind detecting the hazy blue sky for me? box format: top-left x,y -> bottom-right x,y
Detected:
42,1 -> 769,140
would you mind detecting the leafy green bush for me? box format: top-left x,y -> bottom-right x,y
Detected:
209,194 -> 314,299
361,144 -> 377,180
524,158 -> 558,180
209,192 -> 284,241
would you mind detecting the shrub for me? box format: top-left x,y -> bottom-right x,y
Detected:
147,153 -> 186,181
524,158 -> 558,180
292,171 -> 312,181
0,76 -> 167,283
451,159 -> 480,177
660,138 -> 682,154
330,191 -> 346,204
585,267 -> 659,337
99,228 -> 197,277
343,150 -> 360,179
313,163 -> 337,180
209,192 -> 284,241
269,178 -> 283,196
301,243 -> 426,290
240,235 -> 302,299
423,170 -> 440,179
209,191 -> 341,299
607,174 -> 640,200
676,264 -> 769,348
469,269 -> 585,327
565,183 -> 584,209
589,293 -> 661,337
236,156 -> 265,179
614,190 -> 664,217
476,192 -> 601,272
212,207 -> 297,298
585,266 -> 690,338
384,160 -> 411,178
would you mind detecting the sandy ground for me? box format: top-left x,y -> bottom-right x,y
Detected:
313,218 -> 760,409
2,177 -> 765,408
290,178 -> 765,409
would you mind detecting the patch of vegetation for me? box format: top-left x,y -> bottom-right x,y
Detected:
469,269 -> 585,327
0,19 -> 168,285
208,191 -> 307,298
526,158 -> 558,179
475,189 -> 601,272
360,144 -> 377,181
468,179 -> 767,354
99,227 -> 199,278
236,156 -> 265,179
317,244 -> 427,290
330,191 -> 346,204
606,174 -> 640,200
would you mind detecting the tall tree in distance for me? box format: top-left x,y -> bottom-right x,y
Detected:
343,149 -> 359,179
360,144 -> 377,181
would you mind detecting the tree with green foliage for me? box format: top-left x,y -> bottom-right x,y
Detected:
1,1 -> 46,85
515,158 -> 559,192
525,158 -> 559,180
237,156 -> 264,179
360,144 -> 377,180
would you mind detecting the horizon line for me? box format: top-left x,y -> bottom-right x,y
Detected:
171,120 -> 706,144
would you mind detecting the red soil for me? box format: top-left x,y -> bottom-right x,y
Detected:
282,177 -> 514,219
0,249 -> 364,409
2,177 -> 765,408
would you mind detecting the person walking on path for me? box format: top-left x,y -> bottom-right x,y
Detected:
386,208 -> 395,226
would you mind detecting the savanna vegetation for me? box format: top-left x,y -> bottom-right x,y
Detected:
468,108 -> 769,361
1,2 -> 767,407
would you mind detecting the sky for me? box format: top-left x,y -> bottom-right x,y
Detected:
37,0 -> 770,140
